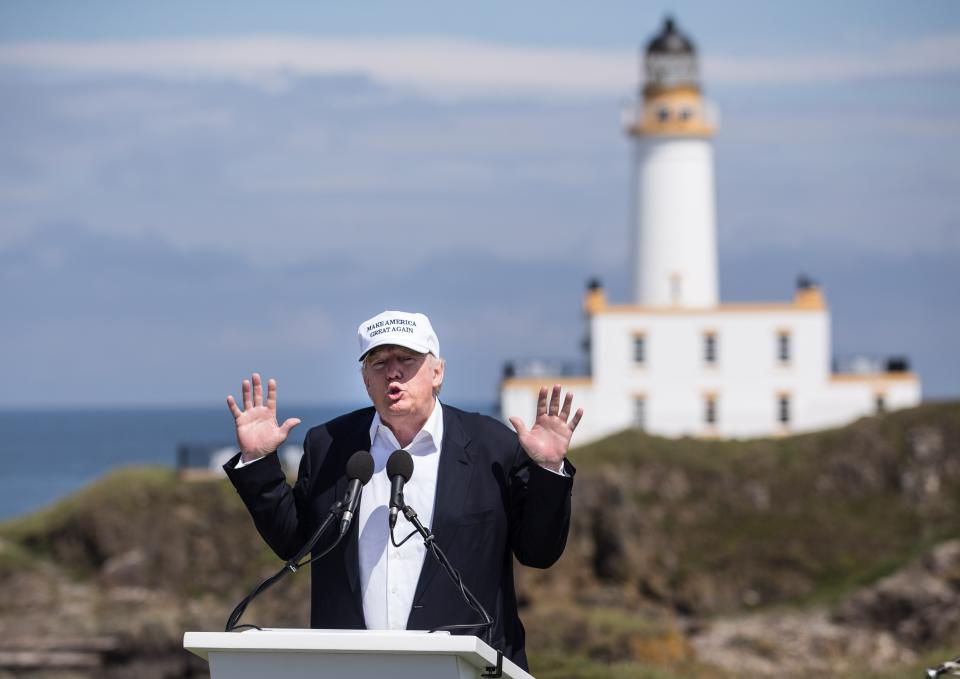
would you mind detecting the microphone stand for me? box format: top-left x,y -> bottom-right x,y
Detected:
399,504 -> 503,678
225,499 -> 344,632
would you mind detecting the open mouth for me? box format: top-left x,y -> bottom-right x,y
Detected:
387,385 -> 403,400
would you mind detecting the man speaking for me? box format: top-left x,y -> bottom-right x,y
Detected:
223,310 -> 583,670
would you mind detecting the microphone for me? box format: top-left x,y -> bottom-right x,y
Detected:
339,450 -> 375,537
386,449 -> 414,529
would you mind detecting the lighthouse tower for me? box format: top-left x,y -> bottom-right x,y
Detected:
627,17 -> 718,308
500,16 -> 921,445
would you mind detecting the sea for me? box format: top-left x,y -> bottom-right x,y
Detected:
0,403 -> 496,522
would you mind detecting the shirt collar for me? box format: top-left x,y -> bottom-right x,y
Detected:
368,398 -> 444,453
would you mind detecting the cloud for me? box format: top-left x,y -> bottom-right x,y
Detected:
0,183 -> 49,203
0,223 -> 596,406
707,34 -> 960,84
2,33 -> 960,97
0,37 -> 632,97
0,70 -> 628,268
2,223 -> 956,406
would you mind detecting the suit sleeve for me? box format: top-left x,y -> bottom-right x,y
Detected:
507,442 -> 576,569
223,435 -> 317,561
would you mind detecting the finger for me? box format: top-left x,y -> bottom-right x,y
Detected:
267,378 -> 278,411
252,373 -> 263,407
559,391 -> 574,421
548,384 -> 562,416
242,379 -> 253,410
226,394 -> 242,418
279,418 -> 301,435
569,408 -> 584,432
509,417 -> 529,438
536,387 -> 548,419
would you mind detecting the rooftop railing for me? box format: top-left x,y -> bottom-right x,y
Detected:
502,358 -> 590,380
832,355 -> 911,375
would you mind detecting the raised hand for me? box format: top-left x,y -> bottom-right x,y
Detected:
226,373 -> 301,462
509,385 -> 583,473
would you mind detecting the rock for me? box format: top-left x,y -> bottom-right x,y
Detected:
834,539 -> 960,647
690,610 -> 915,677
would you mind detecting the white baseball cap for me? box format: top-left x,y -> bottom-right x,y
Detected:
357,310 -> 440,362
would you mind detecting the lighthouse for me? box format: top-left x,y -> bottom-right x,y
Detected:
500,17 -> 921,443
627,17 -> 718,308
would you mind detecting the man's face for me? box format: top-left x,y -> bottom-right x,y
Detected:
362,345 -> 443,424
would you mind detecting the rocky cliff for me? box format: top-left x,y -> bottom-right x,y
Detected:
1,402 -> 959,678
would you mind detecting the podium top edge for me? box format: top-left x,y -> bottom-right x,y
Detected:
183,630 -> 532,679
184,629 -> 482,656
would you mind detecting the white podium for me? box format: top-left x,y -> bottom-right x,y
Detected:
183,629 -> 535,679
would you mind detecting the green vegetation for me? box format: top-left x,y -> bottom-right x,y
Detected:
0,466 -> 282,591
528,653 -> 729,679
557,401 -> 960,612
1,401 -> 958,677
2,466 -> 177,539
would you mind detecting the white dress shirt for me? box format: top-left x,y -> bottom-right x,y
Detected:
358,398 -> 443,630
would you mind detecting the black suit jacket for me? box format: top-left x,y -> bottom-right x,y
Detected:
225,403 -> 574,669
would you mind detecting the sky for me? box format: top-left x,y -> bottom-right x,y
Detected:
1,1 -> 958,409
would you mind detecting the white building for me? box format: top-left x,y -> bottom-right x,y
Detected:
500,18 -> 921,443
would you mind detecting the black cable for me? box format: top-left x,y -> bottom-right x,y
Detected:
389,524 -> 420,548
225,501 -> 345,632
398,504 -> 495,647
425,539 -> 493,640
226,450 -> 375,632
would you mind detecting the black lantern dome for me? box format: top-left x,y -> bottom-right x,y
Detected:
643,17 -> 699,93
646,17 -> 696,56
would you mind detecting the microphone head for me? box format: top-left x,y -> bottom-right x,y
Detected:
386,449 -> 414,482
346,450 -> 375,485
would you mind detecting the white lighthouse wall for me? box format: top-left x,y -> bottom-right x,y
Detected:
500,305 -> 921,446
813,377 -> 922,429
633,138 -> 718,308
500,380 -> 602,446
588,308 -> 833,438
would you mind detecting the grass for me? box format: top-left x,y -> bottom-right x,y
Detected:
837,646 -> 960,678
0,466 -> 178,541
529,653 -> 730,679
526,604 -> 735,679
562,401 -> 960,611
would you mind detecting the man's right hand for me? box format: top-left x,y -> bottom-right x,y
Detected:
227,373 -> 301,463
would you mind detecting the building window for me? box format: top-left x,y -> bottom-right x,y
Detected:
633,334 -> 646,364
777,331 -> 791,364
778,394 -> 791,425
633,396 -> 646,430
704,332 -> 717,365
704,394 -> 717,427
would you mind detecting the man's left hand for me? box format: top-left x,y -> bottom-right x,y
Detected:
509,384 -> 583,473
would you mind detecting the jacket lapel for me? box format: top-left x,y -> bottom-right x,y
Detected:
412,405 -> 472,604
340,409 -> 377,621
